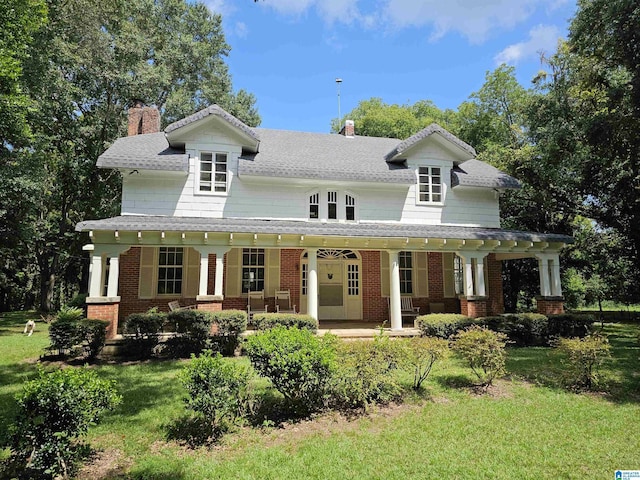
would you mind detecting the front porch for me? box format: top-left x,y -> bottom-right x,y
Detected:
77,217 -> 571,339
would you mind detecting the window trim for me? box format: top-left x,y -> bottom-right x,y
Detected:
241,248 -> 266,294
196,151 -> 229,196
157,247 -> 184,296
416,165 -> 444,205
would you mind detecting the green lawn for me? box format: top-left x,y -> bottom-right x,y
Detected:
1,311 -> 639,479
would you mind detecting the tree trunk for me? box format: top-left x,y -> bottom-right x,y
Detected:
39,270 -> 56,312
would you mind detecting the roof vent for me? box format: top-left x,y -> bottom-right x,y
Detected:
339,120 -> 355,138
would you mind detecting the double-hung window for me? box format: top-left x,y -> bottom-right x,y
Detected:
309,193 -> 319,219
242,248 -> 265,293
199,152 -> 227,193
345,194 -> 356,221
157,247 -> 183,295
328,191 -> 338,220
399,251 -> 413,294
418,166 -> 442,203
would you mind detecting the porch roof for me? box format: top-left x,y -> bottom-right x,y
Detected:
76,215 -> 573,244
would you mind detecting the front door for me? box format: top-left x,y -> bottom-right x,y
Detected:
300,249 -> 362,320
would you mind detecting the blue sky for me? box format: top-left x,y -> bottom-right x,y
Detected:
207,0 -> 577,133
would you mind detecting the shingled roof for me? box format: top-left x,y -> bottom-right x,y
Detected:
75,215 -> 573,244
385,123 -> 477,162
165,104 -> 259,143
452,159 -> 521,189
96,132 -> 188,172
238,128 -> 415,184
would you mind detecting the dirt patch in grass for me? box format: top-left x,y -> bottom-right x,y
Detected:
77,448 -> 131,480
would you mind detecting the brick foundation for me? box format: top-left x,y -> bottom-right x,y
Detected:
536,296 -> 565,315
460,297 -> 488,318
87,302 -> 119,339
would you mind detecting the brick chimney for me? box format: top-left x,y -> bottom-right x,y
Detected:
339,120 -> 355,138
127,100 -> 161,136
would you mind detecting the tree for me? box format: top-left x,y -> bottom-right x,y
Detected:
2,0 -> 260,311
333,97 -> 459,139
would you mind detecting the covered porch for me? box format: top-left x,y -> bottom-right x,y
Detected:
76,216 -> 571,339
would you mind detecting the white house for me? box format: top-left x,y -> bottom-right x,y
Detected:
76,103 -> 570,338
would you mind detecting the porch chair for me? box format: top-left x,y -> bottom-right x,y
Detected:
387,296 -> 421,324
247,290 -> 268,321
275,290 -> 297,314
168,300 -> 196,311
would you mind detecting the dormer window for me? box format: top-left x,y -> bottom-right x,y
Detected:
309,193 -> 319,219
199,152 -> 227,193
328,191 -> 337,220
346,194 -> 356,221
418,166 -> 442,203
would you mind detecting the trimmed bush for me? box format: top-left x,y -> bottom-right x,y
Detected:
557,333 -> 610,390
245,326 -> 336,414
123,308 -> 166,358
79,319 -> 109,359
180,350 -> 253,434
453,325 -> 508,388
210,310 -> 247,356
415,314 -> 475,339
6,367 -> 121,479
479,313 -> 548,346
331,333 -> 405,410
252,312 -> 318,332
404,336 -> 450,390
547,313 -> 594,339
48,318 -> 83,356
164,309 -> 212,358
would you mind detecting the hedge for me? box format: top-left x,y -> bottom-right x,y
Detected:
415,314 -> 476,339
252,313 -> 318,332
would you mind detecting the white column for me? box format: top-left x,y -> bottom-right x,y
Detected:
537,256 -> 551,297
89,254 -> 103,297
388,250 -> 403,331
106,256 -> 119,297
475,257 -> 486,297
550,254 -> 562,297
198,253 -> 209,297
307,248 -> 318,321
214,253 -> 225,297
464,256 -> 475,297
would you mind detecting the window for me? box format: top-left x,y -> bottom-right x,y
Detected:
301,262 -> 308,295
454,255 -> 464,295
346,194 -> 356,221
347,264 -> 359,295
199,152 -> 227,193
328,191 -> 337,220
242,248 -> 265,293
418,166 -> 442,203
158,247 -> 183,295
309,193 -> 319,219
399,251 -> 413,294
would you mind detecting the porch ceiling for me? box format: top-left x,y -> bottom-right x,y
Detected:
77,215 -> 572,254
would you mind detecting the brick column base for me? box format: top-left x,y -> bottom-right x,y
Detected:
536,296 -> 565,315
86,297 -> 120,339
196,295 -> 224,334
460,296 -> 488,318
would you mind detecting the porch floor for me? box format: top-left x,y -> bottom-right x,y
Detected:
317,320 -> 420,338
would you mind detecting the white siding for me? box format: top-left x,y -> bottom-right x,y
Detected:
120,127 -> 501,228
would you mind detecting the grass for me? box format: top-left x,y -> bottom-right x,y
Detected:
1,310 -> 639,479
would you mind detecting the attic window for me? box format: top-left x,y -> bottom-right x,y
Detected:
346,194 -> 356,221
199,152 -> 227,194
328,191 -> 337,220
417,166 -> 442,204
309,193 -> 319,219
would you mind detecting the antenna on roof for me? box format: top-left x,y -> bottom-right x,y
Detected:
336,78 -> 342,128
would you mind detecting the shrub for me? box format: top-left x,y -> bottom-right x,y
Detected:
415,314 -> 475,339
252,313 -> 318,332
48,318 -> 83,356
557,333 -> 611,390
180,350 -> 253,434
210,310 -> 247,356
245,326 -> 336,414
452,325 -> 508,388
480,313 -> 548,346
123,308 -> 166,358
547,313 -> 594,339
404,336 -> 449,390
331,333 -> 405,409
6,367 -> 121,479
164,309 -> 212,358
79,319 -> 109,360
56,306 -> 84,323
66,293 -> 88,310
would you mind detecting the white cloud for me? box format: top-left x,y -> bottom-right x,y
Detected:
494,24 -> 561,64
260,0 -> 362,25
205,0 -> 233,16
235,21 -> 248,38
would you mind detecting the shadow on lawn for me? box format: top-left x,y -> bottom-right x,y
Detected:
505,323 -> 640,404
